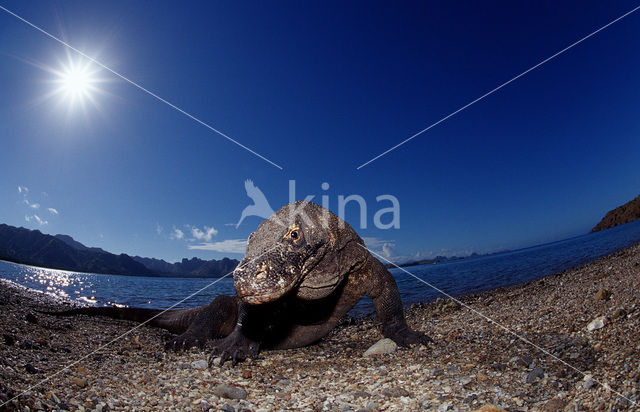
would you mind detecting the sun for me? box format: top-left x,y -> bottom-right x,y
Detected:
60,65 -> 93,100
40,52 -> 105,113
53,59 -> 99,105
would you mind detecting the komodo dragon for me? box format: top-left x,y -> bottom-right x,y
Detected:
46,201 -> 432,365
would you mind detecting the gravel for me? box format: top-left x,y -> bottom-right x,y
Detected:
2,242 -> 640,410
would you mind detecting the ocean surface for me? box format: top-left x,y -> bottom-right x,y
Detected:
2,220 -> 640,316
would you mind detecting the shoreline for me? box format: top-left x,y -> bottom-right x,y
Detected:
1,243 -> 640,411
0,258 -> 234,280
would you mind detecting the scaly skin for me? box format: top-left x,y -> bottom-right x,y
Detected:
43,201 -> 432,365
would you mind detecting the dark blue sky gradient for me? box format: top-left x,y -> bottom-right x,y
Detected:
1,1 -> 639,262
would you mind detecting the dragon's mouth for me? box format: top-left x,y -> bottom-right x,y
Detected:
240,286 -> 290,305
234,254 -> 306,304
235,270 -> 301,304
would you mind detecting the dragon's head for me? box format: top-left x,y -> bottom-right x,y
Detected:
233,201 -> 365,304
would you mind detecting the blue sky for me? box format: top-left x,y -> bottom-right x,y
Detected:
1,1 -> 639,263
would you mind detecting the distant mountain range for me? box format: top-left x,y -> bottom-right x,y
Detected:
592,194 -> 640,232
393,253 -> 481,268
131,255 -> 238,277
0,223 -> 238,277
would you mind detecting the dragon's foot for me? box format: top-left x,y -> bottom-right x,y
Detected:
164,332 -> 208,352
209,329 -> 260,366
388,327 -> 434,347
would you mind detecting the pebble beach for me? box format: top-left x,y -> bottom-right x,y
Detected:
1,243 -> 640,411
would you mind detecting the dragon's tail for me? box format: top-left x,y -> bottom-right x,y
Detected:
36,306 -> 164,323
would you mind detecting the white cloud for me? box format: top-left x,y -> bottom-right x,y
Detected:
362,239 -> 414,264
19,188 -> 56,223
25,214 -> 48,225
190,225 -> 218,242
362,237 -> 399,260
156,223 -> 163,234
188,239 -> 247,254
33,215 -> 48,226
362,237 -> 394,249
171,228 -> 185,240
381,243 -> 395,259
362,238 -> 477,264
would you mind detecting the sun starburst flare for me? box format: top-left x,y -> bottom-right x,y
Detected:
34,51 -> 108,117
51,58 -> 101,107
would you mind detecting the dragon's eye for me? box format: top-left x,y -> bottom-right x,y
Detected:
290,230 -> 299,239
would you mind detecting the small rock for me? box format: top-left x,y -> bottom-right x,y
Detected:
25,313 -> 38,324
594,288 -> 612,301
543,398 -> 567,412
460,377 -> 473,386
582,374 -> 595,390
363,338 -> 397,356
72,377 -> 87,388
190,360 -> 208,370
25,363 -> 38,374
211,383 -> 247,400
432,368 -> 445,377
587,316 -> 605,331
221,403 -> 235,412
612,307 -> 627,320
353,390 -> 371,398
473,405 -> 506,412
516,356 -> 532,367
3,334 -> 15,346
200,400 -> 213,411
242,369 -> 252,379
526,367 -> 544,383
465,394 -> 479,404
476,372 -> 488,382
490,363 -> 506,371
438,402 -> 451,411
20,339 -> 35,349
381,387 -> 412,397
